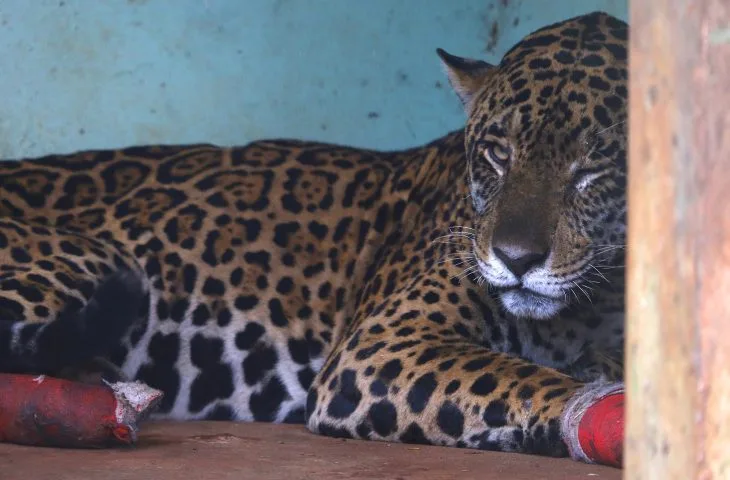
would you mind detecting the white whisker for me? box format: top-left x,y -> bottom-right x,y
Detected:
572,281 -> 593,303
589,264 -> 610,284
595,120 -> 626,136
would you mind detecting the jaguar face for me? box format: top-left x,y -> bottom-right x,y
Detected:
437,14 -> 628,320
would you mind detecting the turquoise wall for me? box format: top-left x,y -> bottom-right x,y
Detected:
0,0 -> 627,158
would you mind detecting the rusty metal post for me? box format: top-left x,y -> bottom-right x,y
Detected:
626,0 -> 730,478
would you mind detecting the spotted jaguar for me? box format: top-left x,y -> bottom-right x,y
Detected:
0,11 -> 627,461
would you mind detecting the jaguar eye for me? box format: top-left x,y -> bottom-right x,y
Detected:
482,141 -> 511,173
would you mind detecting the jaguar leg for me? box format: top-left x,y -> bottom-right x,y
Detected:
0,218 -> 147,381
306,317 -> 622,459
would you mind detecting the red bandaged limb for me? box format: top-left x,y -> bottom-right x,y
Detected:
561,381 -> 624,468
0,373 -> 163,448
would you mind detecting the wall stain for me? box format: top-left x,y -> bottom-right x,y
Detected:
486,20 -> 500,53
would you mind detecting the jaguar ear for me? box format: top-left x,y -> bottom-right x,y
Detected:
436,48 -> 494,109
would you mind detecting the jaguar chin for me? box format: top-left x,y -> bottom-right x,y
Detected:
497,287 -> 567,320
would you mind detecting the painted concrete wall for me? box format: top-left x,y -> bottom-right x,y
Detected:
0,0 -> 627,159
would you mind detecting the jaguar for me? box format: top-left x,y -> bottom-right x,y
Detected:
0,11 -> 627,462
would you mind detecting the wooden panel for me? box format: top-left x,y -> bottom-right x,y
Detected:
626,0 -> 730,478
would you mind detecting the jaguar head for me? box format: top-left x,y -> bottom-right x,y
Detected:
438,12 -> 628,320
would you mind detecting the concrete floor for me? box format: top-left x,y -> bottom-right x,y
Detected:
0,421 -> 621,480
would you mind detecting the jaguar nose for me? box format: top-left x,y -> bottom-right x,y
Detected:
493,244 -> 548,277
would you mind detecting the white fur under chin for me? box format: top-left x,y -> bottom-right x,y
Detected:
499,289 -> 566,320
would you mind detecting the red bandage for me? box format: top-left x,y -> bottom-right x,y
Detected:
0,373 -> 163,448
576,392 -> 624,467
561,381 -> 624,468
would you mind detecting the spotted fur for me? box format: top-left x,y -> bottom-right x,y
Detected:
0,12 -> 626,458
